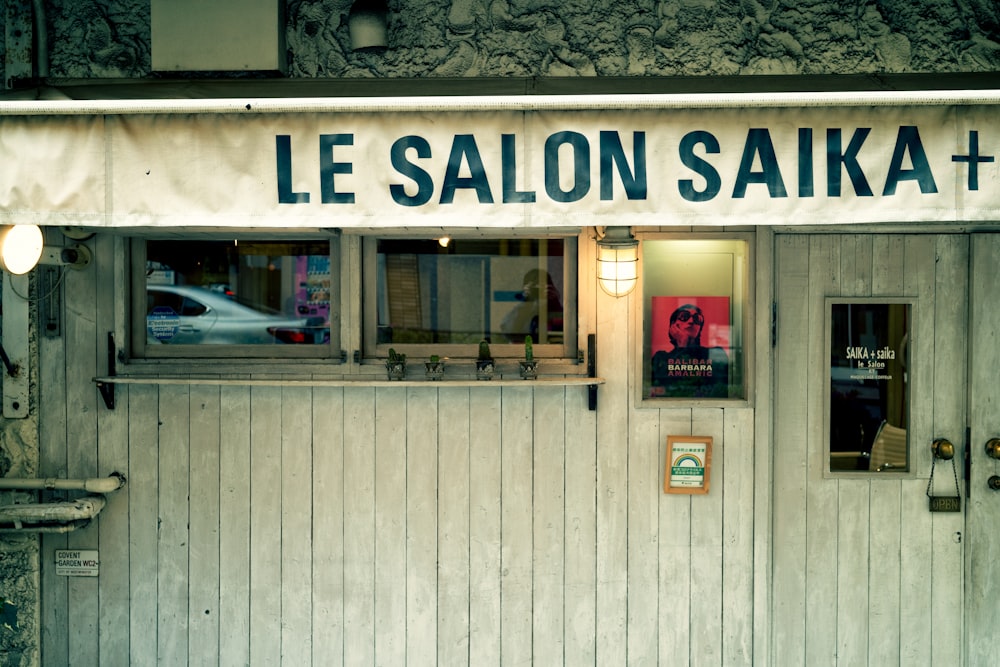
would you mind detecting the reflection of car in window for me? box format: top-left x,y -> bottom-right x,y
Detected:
146,285 -> 328,345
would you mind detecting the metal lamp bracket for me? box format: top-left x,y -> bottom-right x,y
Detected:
96,332 -> 116,410
40,243 -> 91,270
2,272 -> 29,418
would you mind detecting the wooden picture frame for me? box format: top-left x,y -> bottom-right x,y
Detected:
664,435 -> 712,494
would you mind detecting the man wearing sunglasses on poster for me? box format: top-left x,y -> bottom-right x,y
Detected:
650,303 -> 729,397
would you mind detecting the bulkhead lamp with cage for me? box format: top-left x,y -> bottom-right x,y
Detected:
0,224 -> 44,275
596,227 -> 639,297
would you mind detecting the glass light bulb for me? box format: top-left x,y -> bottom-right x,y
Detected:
0,225 -> 44,275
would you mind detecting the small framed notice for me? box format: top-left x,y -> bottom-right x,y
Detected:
664,435 -> 712,494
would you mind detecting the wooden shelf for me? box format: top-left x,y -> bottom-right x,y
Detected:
93,375 -> 604,388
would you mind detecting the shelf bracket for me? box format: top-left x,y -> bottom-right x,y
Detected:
96,332 -> 116,410
587,333 -> 597,411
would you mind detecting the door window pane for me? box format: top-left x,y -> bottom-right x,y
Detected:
828,301 -> 911,472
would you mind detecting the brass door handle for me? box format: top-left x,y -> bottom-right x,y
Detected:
932,438 -> 955,460
986,438 -> 1000,459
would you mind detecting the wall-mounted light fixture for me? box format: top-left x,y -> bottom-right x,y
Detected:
0,224 -> 91,275
596,226 -> 639,297
349,0 -> 389,52
0,224 -> 45,275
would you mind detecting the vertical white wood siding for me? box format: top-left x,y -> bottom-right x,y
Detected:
966,234 -> 1000,666
37,233 -> 758,666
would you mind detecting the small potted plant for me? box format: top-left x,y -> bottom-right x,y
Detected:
385,348 -> 406,380
425,354 -> 445,380
475,340 -> 495,380
519,335 -> 538,380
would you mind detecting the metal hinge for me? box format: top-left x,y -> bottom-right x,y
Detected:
771,301 -> 778,347
965,426 -> 971,499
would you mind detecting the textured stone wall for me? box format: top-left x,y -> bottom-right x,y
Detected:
0,290 -> 40,667
36,0 -> 1000,79
0,536 -> 39,667
47,0 -> 150,77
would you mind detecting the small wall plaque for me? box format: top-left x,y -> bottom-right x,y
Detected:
664,435 -> 712,495
55,549 -> 99,577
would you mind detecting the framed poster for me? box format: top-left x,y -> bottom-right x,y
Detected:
826,299 -> 911,474
664,435 -> 713,494
648,296 -> 731,398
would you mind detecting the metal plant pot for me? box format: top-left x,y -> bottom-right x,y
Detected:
386,361 -> 406,380
425,361 -> 445,380
475,359 -> 495,380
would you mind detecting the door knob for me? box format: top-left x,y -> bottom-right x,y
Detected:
932,438 -> 955,460
986,439 -> 1000,459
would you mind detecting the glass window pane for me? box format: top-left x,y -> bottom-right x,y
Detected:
641,238 -> 748,400
374,238 -> 567,349
142,239 -> 332,347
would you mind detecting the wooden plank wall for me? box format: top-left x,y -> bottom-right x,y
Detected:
771,233 -> 966,667
37,233 -> 758,666
967,234 -> 1000,666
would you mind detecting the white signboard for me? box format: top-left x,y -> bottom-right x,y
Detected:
55,549 -> 99,577
0,98 -> 997,229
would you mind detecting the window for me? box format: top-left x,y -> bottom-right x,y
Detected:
639,236 -> 750,402
826,300 -> 911,474
131,237 -> 339,359
363,235 -> 577,360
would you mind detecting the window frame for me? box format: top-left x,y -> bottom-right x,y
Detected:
361,231 -> 579,362
634,232 -> 754,408
129,233 -> 342,360
823,297 -> 914,478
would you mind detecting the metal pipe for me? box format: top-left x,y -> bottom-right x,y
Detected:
0,519 -> 93,534
0,89 -> 998,116
0,495 -> 106,521
0,471 -> 126,493
31,0 -> 49,79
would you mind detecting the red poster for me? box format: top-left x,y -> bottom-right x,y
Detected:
649,296 -> 731,398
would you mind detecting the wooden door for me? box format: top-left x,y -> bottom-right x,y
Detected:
966,233 -> 1000,665
771,233 -> 968,666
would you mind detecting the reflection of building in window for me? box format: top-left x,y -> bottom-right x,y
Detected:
375,238 -> 567,347
385,253 -> 423,333
499,268 -> 563,343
